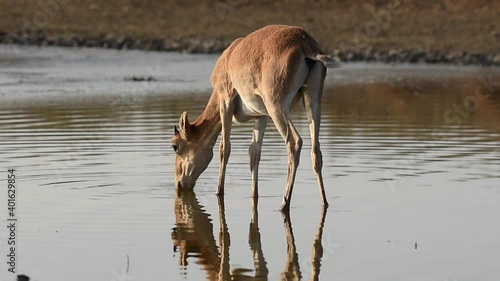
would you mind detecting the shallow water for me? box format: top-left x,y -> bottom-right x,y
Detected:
1,46 -> 500,281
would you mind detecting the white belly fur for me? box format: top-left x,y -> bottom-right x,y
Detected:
232,93 -> 267,123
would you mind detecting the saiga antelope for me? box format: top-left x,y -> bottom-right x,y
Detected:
171,25 -> 340,211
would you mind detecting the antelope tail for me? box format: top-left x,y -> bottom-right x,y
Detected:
301,32 -> 342,68
314,54 -> 342,68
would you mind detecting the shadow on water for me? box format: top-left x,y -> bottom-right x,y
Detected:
171,191 -> 328,281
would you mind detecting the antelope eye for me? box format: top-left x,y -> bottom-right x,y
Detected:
172,144 -> 178,152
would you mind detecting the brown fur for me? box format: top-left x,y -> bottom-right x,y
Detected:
172,25 -> 338,210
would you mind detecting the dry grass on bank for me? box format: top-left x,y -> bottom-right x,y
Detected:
0,0 -> 499,53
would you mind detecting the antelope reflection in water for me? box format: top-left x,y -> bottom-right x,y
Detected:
171,191 -> 328,280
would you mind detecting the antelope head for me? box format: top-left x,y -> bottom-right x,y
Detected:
171,111 -> 214,189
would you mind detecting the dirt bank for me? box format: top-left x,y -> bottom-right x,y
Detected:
1,0 -> 499,65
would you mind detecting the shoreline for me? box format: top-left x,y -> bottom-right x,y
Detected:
2,32 -> 499,67
2,44 -> 498,110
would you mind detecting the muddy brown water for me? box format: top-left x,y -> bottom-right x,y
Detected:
0,46 -> 500,281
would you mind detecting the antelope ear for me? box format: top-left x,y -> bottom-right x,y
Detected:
179,111 -> 190,133
173,125 -> 179,135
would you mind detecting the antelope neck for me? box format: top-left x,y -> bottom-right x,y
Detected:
192,92 -> 222,147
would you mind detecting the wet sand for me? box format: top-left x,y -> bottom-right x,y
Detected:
0,46 -> 499,281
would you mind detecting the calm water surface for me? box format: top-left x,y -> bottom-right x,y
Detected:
1,47 -> 500,281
